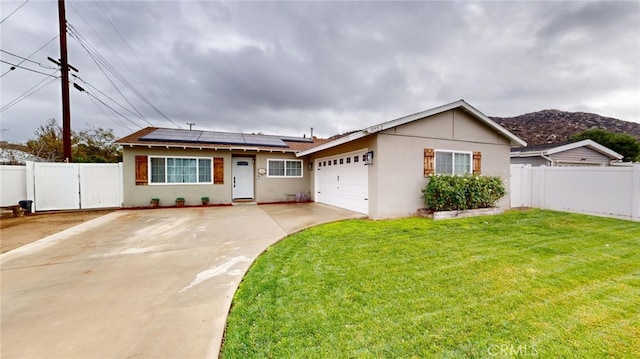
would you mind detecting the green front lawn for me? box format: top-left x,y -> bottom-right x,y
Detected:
221,210 -> 640,358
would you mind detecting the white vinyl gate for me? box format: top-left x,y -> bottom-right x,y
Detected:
25,162 -> 123,212
315,149 -> 369,215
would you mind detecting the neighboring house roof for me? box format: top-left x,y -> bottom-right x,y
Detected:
115,127 -> 329,153
510,139 -> 623,160
0,148 -> 45,164
296,99 -> 527,157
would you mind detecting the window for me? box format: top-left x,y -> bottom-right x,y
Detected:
346,157 -> 351,164
354,155 -> 359,163
339,158 -> 344,164
268,159 -> 303,177
435,151 -> 471,175
149,156 -> 212,184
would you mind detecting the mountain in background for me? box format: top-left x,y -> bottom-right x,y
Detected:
491,110 -> 640,146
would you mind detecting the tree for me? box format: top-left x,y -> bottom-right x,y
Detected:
26,119 -> 64,162
570,129 -> 640,162
25,119 -> 122,163
73,126 -> 122,163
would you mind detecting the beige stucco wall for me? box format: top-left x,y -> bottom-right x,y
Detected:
372,109 -> 512,219
254,152 -> 312,202
122,147 -> 309,207
308,109 -> 513,219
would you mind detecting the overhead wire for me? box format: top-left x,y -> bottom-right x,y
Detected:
67,22 -> 154,127
84,93 -> 136,132
72,74 -> 149,123
78,87 -> 144,130
0,59 -> 61,78
91,0 -> 186,127
0,0 -> 29,24
1,70 -> 60,112
68,21 -> 182,130
0,49 -> 58,69
1,35 -> 58,78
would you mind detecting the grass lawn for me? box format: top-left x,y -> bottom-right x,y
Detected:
221,209 -> 640,358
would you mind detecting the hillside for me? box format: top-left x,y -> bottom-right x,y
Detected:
491,110 -> 640,146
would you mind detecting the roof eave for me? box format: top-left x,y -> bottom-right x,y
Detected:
117,142 -> 299,153
297,100 -> 527,157
546,139 -> 623,160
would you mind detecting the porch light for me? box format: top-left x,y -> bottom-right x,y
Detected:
365,151 -> 374,165
308,162 -> 313,170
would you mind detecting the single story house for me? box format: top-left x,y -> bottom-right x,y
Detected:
510,139 -> 623,167
116,100 -> 526,219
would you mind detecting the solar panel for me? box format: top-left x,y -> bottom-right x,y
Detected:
198,132 -> 244,145
140,129 -> 202,142
243,134 -> 288,147
139,129 -> 290,148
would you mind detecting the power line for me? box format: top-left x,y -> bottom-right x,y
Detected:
67,23 -> 153,127
0,0 -> 29,24
78,87 -> 143,130
91,1 -> 183,129
1,71 -> 59,112
0,59 -> 60,78
67,21 -> 180,130
0,49 -> 58,69
84,92 -> 135,132
73,75 -> 150,122
71,2 -> 188,123
1,35 -> 58,78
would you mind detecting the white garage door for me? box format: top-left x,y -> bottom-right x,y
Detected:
315,149 -> 369,214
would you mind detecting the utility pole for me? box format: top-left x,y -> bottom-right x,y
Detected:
186,122 -> 195,130
58,0 -> 72,162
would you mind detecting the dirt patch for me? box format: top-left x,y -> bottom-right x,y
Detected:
0,210 -> 115,253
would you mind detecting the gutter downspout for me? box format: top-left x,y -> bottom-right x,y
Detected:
540,153 -> 554,166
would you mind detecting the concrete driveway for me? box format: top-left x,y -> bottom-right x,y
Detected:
1,203 -> 364,358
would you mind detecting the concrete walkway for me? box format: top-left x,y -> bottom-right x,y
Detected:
1,203 -> 364,358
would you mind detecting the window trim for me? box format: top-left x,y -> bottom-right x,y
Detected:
267,159 -> 304,178
434,149 -> 472,175
148,155 -> 213,185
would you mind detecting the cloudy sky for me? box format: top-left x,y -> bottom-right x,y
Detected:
1,0 -> 639,143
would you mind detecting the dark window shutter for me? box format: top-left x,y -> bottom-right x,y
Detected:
135,155 -> 148,185
424,148 -> 435,177
473,152 -> 482,174
214,157 -> 224,184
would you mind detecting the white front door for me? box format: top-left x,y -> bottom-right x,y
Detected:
233,157 -> 254,199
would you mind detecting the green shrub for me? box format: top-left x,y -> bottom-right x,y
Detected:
422,174 -> 505,211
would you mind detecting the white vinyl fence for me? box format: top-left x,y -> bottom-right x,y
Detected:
510,164 -> 640,222
1,162 -> 123,212
0,165 -> 28,207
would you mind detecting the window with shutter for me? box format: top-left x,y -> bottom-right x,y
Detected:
473,152 -> 482,174
424,148 -> 435,177
214,157 -> 224,184
135,155 -> 148,185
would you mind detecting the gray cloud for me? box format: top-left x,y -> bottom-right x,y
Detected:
1,1 -> 638,143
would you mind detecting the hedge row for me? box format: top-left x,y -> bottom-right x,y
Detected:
422,174 -> 505,211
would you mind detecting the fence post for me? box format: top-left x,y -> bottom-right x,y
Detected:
25,161 -> 36,212
538,166 -> 546,209
524,164 -> 532,207
632,165 -> 640,222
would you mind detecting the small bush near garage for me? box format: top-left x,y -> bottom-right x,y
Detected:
422,174 -> 505,211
